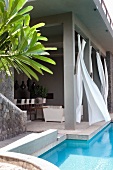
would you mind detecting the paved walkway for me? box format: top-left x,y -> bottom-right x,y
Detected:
0,132 -> 31,148
0,113 -> 113,149
27,120 -> 110,140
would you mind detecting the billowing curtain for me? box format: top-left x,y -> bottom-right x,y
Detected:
96,52 -> 106,102
104,58 -> 108,105
78,36 -> 111,125
75,35 -> 83,123
89,46 -> 93,78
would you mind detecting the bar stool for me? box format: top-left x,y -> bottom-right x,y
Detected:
21,99 -> 25,110
29,99 -> 36,120
25,99 -> 30,110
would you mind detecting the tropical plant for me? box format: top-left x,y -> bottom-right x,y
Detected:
30,84 -> 48,98
0,0 -> 56,80
41,86 -> 48,98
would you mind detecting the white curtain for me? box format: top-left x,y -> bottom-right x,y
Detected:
96,52 -> 106,101
89,46 -> 93,77
104,58 -> 108,105
78,37 -> 111,125
75,35 -> 83,123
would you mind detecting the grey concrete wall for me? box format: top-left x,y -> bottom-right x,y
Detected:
38,57 -> 64,106
0,93 -> 26,141
106,51 -> 113,113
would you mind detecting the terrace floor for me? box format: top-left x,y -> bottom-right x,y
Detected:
0,114 -> 113,149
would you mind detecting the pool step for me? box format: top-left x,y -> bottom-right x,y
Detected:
57,133 -> 66,142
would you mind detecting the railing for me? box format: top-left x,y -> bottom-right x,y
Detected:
99,0 -> 113,30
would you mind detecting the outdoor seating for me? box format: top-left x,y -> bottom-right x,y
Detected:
43,106 -> 65,122
16,98 -> 44,120
15,99 -> 65,122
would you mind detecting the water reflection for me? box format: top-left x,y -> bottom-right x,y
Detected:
40,123 -> 113,168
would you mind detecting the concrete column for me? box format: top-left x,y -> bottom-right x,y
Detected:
106,51 -> 113,113
63,13 -> 76,129
83,39 -> 91,121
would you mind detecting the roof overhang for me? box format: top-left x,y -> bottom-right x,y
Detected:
26,0 -> 113,55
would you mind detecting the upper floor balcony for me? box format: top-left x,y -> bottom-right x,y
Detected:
99,0 -> 113,30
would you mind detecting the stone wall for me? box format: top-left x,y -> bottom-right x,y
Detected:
0,70 -> 14,102
106,51 -> 113,113
0,93 -> 27,141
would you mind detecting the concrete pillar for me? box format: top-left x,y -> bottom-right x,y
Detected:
0,68 -> 14,102
63,13 -> 76,129
83,39 -> 91,121
106,51 -> 113,113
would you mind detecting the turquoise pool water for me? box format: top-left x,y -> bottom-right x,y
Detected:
39,123 -> 113,170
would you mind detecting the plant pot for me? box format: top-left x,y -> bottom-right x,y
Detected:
43,98 -> 46,104
36,97 -> 46,104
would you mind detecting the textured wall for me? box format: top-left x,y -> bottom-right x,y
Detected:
0,70 -> 14,102
106,51 -> 113,113
0,93 -> 27,141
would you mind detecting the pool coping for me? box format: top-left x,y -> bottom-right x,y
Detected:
58,121 -> 111,140
33,121 -> 111,156
0,121 -> 111,155
0,120 -> 111,170
0,152 -> 59,170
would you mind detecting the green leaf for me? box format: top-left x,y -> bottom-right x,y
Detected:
24,14 -> 30,26
18,6 -> 33,15
0,58 -> 11,76
6,57 -> 20,73
29,31 -> 37,48
27,43 -> 45,53
15,57 -> 44,75
19,63 -> 39,80
8,0 -> 13,14
18,28 -> 24,49
14,55 -> 32,65
15,61 -> 32,79
0,0 -> 56,81
44,47 -> 57,50
0,32 -> 8,44
27,51 -> 50,56
31,23 -> 45,29
33,55 -> 56,65
8,15 -> 24,25
10,0 -> 27,16
19,38 -> 28,52
0,61 -> 3,68
31,61 -> 53,74
37,36 -> 48,41
0,1 -> 5,13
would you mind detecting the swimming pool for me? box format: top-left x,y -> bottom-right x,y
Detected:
39,123 -> 113,170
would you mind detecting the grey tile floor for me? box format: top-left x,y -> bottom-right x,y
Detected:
0,113 -> 113,149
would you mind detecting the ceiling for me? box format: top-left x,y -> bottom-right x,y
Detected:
26,0 -> 113,55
